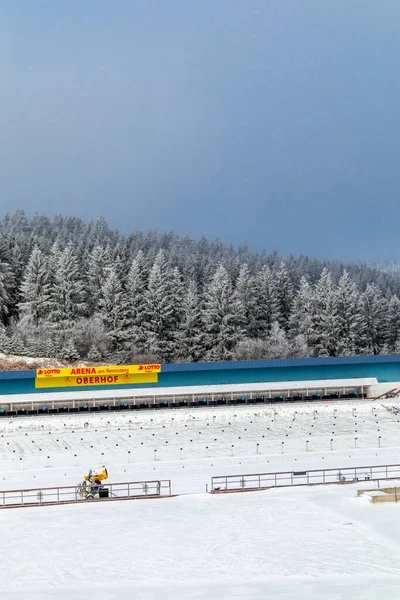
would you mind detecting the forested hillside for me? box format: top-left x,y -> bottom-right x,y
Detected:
0,210 -> 399,364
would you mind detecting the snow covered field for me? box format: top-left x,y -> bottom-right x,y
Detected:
0,400 -> 399,493
2,400 -> 400,599
3,484 -> 400,599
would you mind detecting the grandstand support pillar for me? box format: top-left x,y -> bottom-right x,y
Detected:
269,391 -> 272,399
324,388 -> 327,395
250,391 -> 253,400
212,393 -> 214,402
306,389 -> 309,396
31,401 -> 34,411
113,397 -> 116,406
231,392 -> 233,401
153,396 -> 156,405
52,400 -> 55,409
362,386 -> 364,397
93,398 -> 96,407
72,398 -> 75,408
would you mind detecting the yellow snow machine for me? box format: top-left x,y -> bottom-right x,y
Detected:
77,466 -> 109,500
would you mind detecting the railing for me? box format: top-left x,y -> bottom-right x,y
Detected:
211,464 -> 400,492
0,479 -> 172,508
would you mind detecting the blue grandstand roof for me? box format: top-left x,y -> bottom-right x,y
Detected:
2,354 -> 400,381
163,354 -> 400,373
0,369 -> 34,380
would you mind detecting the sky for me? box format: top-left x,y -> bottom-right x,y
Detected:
1,1 -> 400,261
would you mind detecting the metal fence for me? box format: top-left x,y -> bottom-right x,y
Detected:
211,464 -> 400,492
0,479 -> 172,508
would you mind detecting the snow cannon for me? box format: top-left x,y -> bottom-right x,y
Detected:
84,466 -> 108,483
77,466 -> 109,500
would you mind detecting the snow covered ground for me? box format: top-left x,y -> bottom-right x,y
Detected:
2,399 -> 400,598
0,399 -> 399,493
3,484 -> 400,599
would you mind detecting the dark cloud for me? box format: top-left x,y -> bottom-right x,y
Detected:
1,0 -> 400,259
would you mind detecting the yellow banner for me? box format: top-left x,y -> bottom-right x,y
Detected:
35,372 -> 158,389
36,364 -> 161,379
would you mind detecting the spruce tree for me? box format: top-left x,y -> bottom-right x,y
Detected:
361,284 -> 388,355
313,268 -> 339,357
176,279 -> 204,362
8,237 -> 31,318
385,295 -> 400,353
0,326 -> 11,354
97,266 -> 129,352
334,270 -> 363,356
0,239 -> 13,324
289,276 -> 314,349
49,243 -> 87,326
254,265 -> 280,337
170,266 -> 185,359
87,345 -> 103,362
8,333 -> 27,356
233,263 -> 257,337
18,245 -> 52,326
126,250 -> 148,354
44,337 -> 58,359
59,338 -> 80,361
142,250 -> 176,361
86,245 -> 113,313
202,264 -> 242,361
275,263 -> 294,331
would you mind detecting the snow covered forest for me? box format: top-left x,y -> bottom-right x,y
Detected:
0,210 -> 400,364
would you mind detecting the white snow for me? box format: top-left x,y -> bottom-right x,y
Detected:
1,399 -> 400,598
2,484 -> 400,599
0,399 -> 398,493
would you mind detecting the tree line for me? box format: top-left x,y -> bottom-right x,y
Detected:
0,210 -> 399,363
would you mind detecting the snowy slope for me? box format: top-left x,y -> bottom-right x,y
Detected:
2,400 -> 400,599
2,485 -> 400,599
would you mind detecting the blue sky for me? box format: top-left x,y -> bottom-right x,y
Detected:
1,1 -> 400,260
